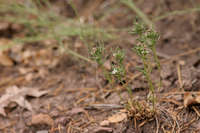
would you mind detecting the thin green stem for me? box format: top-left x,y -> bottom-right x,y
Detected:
153,7 -> 200,22
56,37 -> 94,63
68,0 -> 79,18
66,48 -> 94,63
142,58 -> 156,110
121,0 -> 154,29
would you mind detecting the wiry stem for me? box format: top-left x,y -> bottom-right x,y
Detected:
142,57 -> 156,110
152,46 -> 162,90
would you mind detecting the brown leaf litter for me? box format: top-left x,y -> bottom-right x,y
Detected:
100,110 -> 127,126
0,86 -> 48,116
184,92 -> 200,108
31,113 -> 54,126
0,39 -> 16,66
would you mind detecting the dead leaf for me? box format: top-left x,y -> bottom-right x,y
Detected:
0,38 -> 17,66
31,113 -> 54,126
0,86 -> 48,116
184,92 -> 200,107
107,112 -> 127,123
0,52 -> 14,66
100,111 -> 127,126
100,120 -> 110,126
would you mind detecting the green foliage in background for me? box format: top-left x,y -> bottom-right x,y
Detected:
0,0 -> 113,62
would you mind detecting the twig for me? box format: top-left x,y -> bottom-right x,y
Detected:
177,63 -> 183,91
175,117 -> 181,133
155,116 -> 159,133
85,104 -> 124,110
162,47 -> 200,64
192,106 -> 200,117
162,91 -> 200,96
180,118 -> 196,132
138,120 -> 148,127
76,94 -> 91,104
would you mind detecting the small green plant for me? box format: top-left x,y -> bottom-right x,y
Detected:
89,43 -> 105,66
89,43 -> 126,83
109,47 -> 126,100
131,20 -> 161,110
111,47 -> 126,83
89,43 -> 127,100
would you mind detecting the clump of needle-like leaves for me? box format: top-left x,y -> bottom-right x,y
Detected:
131,20 -> 161,110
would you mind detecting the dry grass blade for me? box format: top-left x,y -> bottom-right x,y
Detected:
154,7 -> 200,21
121,0 -> 154,28
177,63 -> 183,91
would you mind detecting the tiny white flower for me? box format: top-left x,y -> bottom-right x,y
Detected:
112,68 -> 118,74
